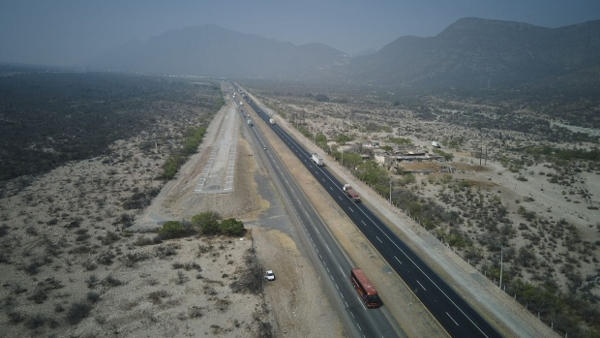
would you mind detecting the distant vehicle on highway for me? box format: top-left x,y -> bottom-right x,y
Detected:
264,270 -> 276,281
350,268 -> 381,308
343,184 -> 361,202
311,153 -> 324,166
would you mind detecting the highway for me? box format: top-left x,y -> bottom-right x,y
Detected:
233,91 -> 402,338
240,87 -> 503,338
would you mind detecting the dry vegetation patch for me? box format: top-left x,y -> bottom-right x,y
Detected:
248,83 -> 600,337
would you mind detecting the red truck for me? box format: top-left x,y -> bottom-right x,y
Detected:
343,184 -> 361,202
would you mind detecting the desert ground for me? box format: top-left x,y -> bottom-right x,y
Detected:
248,87 -> 599,337
1,79 -> 597,338
0,89 -> 341,337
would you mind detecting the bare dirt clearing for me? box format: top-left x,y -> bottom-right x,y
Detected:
0,93 -> 340,337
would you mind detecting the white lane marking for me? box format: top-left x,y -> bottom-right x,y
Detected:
361,221 -> 367,226
349,207 -> 354,212
394,255 -> 403,265
251,93 -> 487,336
417,280 -> 427,291
325,244 -> 331,253
376,236 -> 382,243
447,312 -> 459,326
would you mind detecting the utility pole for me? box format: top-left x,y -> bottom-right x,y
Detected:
480,129 -> 483,166
389,176 -> 392,204
499,245 -> 504,290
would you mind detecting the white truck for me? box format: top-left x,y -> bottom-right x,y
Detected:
269,118 -> 275,125
311,153 -> 324,166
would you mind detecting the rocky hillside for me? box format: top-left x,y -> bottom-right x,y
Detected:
93,24 -> 346,79
336,18 -> 600,89
92,18 -> 600,91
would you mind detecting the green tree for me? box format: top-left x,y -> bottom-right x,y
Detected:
218,218 -> 245,236
158,221 -> 187,239
191,212 -> 220,235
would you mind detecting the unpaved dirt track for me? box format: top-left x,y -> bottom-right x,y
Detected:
135,91 -> 344,338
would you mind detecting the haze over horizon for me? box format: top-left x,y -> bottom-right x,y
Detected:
1,0 -> 599,67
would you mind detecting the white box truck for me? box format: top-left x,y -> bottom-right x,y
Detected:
311,153 -> 324,166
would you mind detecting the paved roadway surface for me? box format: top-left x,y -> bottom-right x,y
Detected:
240,87 -> 502,338
231,89 -> 404,338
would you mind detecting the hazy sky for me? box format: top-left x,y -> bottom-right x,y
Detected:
1,0 -> 598,66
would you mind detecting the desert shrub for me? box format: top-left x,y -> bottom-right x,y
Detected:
103,275 -> 123,287
85,274 -> 99,288
24,259 -> 43,275
8,310 -> 25,324
54,303 -> 65,313
157,221 -> 193,239
155,244 -> 178,258
0,224 -> 9,237
182,126 -> 207,155
116,213 -> 134,228
172,262 -> 185,269
87,291 -> 101,303
0,251 -> 10,263
257,321 -> 274,338
82,259 -> 98,271
26,313 -> 47,330
230,249 -> 263,295
203,285 -> 217,295
99,231 -> 120,245
218,218 -> 245,236
184,261 -> 202,271
334,134 -> 353,145
122,188 -> 159,210
160,155 -> 186,180
176,271 -> 189,285
148,290 -> 170,305
516,246 -> 538,267
197,243 -> 212,255
188,306 -> 204,318
134,236 -> 155,246
192,212 -> 220,235
97,251 -> 115,265
216,298 -> 231,312
30,288 -> 48,304
432,148 -> 454,161
66,301 -> 92,325
25,225 -> 38,236
121,252 -> 151,267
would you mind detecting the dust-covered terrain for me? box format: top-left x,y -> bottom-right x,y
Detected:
0,72 -> 342,338
245,82 -> 600,337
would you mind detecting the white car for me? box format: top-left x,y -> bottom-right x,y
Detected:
264,270 -> 275,281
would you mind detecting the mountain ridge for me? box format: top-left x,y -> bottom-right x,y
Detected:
91,18 -> 600,90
